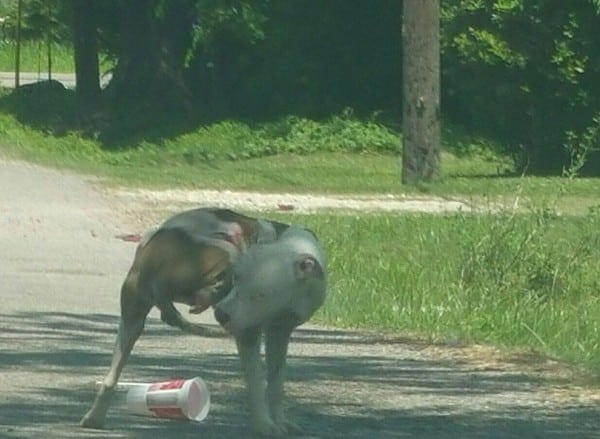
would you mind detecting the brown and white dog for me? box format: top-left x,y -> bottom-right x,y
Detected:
80,208 -> 327,437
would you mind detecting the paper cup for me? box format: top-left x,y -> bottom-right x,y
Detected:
125,377 -> 210,422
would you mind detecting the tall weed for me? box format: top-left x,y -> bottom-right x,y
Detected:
292,182 -> 600,375
442,157 -> 600,369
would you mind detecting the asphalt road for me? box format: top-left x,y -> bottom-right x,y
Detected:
0,71 -> 111,89
0,159 -> 598,438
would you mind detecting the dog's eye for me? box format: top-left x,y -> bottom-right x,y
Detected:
299,257 -> 315,273
294,256 -> 323,280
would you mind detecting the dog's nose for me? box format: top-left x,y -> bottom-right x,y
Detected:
214,308 -> 231,326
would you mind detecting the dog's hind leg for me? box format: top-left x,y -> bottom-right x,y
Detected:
265,323 -> 302,435
80,278 -> 152,429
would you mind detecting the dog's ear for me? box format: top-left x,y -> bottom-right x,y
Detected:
294,254 -> 323,280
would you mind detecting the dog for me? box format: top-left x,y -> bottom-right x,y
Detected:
80,207 -> 327,437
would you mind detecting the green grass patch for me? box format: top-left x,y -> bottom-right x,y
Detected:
1,104 -> 600,213
0,40 -> 75,73
0,85 -> 599,375
0,83 -> 599,213
0,41 -> 113,74
271,210 -> 600,376
0,104 -> 405,192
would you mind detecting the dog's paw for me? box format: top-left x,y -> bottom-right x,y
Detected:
80,412 -> 104,430
253,419 -> 288,437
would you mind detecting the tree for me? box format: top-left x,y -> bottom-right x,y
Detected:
105,0 -> 195,115
71,0 -> 100,111
401,0 -> 440,184
441,0 -> 600,174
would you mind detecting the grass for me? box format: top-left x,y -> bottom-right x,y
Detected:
0,84 -> 599,376
0,40 -> 75,73
273,211 -> 600,377
0,78 -> 599,214
1,106 -> 600,213
0,40 -> 113,74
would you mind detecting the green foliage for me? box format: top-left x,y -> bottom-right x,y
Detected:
186,1 -> 268,66
0,81 -> 399,159
2,0 -> 600,175
441,0 -> 600,173
300,157 -> 596,374
111,111 -> 399,163
295,210 -> 600,375
0,80 -> 76,132
0,0 -> 69,41
3,83 -> 600,209
457,212 -> 591,304
451,27 -> 526,67
186,0 -> 401,118
564,113 -> 600,174
0,40 -> 76,72
191,1 -> 268,45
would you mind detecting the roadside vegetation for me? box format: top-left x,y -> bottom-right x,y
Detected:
0,40 -> 113,74
0,1 -> 598,378
0,40 -> 75,72
297,210 -> 600,377
1,86 -> 599,378
1,83 -> 599,213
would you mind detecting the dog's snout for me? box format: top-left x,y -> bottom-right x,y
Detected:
214,308 -> 231,326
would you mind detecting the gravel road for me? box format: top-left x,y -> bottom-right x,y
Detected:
114,188 -> 473,215
0,159 -> 598,439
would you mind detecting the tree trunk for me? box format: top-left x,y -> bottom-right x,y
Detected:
401,0 -> 441,184
106,0 -> 193,115
71,0 -> 100,111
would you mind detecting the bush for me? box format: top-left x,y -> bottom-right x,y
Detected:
162,111 -> 399,162
441,0 -> 600,174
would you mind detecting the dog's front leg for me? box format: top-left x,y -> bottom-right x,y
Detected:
80,279 -> 151,429
265,323 -> 301,435
236,328 -> 285,437
80,312 -> 148,428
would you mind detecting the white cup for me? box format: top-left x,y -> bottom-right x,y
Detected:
124,377 -> 210,422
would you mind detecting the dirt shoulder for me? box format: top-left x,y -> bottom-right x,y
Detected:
114,187 -> 474,214
0,160 -> 598,439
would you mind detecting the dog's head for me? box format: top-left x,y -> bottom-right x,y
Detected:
213,227 -> 327,334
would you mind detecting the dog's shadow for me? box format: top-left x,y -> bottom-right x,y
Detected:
0,311 -> 596,439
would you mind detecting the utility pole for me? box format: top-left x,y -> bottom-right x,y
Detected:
401,0 -> 441,184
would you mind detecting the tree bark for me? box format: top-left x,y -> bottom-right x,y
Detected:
71,0 -> 100,111
106,0 -> 193,114
401,0 -> 441,184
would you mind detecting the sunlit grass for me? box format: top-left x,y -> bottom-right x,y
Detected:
273,212 -> 600,376
0,40 -> 74,73
1,109 -> 600,214
1,100 -> 599,375
0,41 -> 112,74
